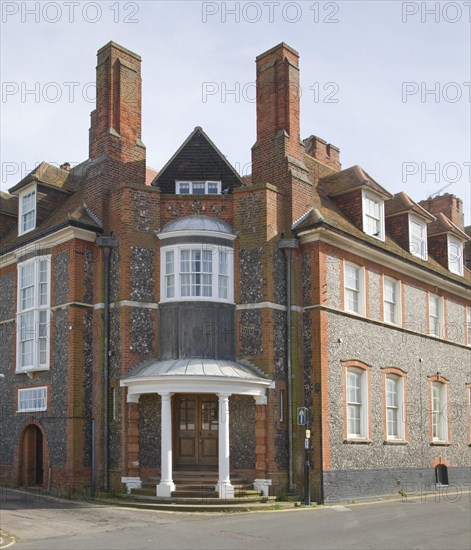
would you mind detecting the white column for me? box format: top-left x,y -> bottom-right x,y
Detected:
156,392 -> 175,497
216,393 -> 234,499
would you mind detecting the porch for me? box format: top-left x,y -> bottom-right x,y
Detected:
120,358 -> 274,499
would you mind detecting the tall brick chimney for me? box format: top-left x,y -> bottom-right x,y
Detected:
419,194 -> 465,231
251,43 -> 312,230
86,41 -> 146,225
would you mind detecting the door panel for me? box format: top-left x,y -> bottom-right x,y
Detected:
175,395 -> 218,466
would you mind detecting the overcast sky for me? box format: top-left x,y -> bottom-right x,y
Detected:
1,1 -> 470,223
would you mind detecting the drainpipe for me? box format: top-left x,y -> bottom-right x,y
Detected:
278,238 -> 299,493
96,234 -> 117,491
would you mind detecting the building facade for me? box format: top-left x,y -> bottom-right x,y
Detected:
0,41 -> 470,502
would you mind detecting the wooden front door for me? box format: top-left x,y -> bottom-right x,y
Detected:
174,395 -> 218,466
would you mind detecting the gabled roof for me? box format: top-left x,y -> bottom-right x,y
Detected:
0,191 -> 18,217
428,212 -> 469,241
385,192 -> 436,223
153,127 -> 243,193
320,165 -> 393,200
9,161 -> 78,195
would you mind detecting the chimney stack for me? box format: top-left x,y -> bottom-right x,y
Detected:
86,42 -> 146,225
252,43 -> 312,229
419,194 -> 465,231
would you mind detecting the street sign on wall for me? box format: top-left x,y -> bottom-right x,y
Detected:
297,407 -> 307,425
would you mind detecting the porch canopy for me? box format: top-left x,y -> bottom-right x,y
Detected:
120,358 -> 273,498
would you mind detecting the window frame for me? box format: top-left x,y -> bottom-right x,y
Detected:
16,255 -> 51,373
467,307 -> 471,347
430,380 -> 449,443
18,185 -> 37,236
344,262 -> 365,316
160,244 -> 234,304
345,366 -> 369,439
362,189 -> 385,241
384,373 -> 406,441
383,276 -> 402,326
447,235 -> 464,276
175,180 -> 222,195
17,386 -> 48,412
428,293 -> 444,338
408,214 -> 428,260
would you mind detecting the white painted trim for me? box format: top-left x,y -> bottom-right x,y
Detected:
158,230 -> 237,242
362,189 -> 385,241
236,302 -> 303,313
159,244 -> 234,304
254,479 -> 272,497
18,184 -> 37,236
298,227 -> 468,296
1,226 -> 97,268
51,301 -> 94,311
111,300 -> 159,309
121,376 -> 273,404
121,477 -> 142,494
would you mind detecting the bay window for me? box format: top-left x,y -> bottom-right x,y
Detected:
161,245 -> 233,302
16,256 -> 51,372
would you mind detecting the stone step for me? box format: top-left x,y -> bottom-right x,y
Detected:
131,494 -> 276,505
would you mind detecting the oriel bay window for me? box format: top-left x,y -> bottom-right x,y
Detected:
162,245 -> 233,302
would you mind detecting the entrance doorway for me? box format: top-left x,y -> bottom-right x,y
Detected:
174,395 -> 218,467
20,425 -> 44,486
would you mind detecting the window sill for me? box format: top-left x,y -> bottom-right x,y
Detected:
430,441 -> 450,446
15,367 -> 50,375
383,440 -> 408,445
343,438 -> 372,445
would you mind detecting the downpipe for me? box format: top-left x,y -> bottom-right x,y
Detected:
96,234 -> 117,492
278,238 -> 299,493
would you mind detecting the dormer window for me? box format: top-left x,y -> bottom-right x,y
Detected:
409,215 -> 427,260
176,181 -> 221,195
362,190 -> 384,241
447,235 -> 464,276
19,187 -> 37,235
